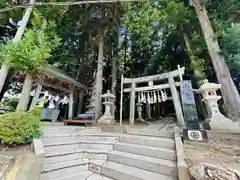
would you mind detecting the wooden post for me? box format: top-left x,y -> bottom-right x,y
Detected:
147,81 -> 153,119
68,91 -> 74,119
29,84 -> 42,111
120,75 -> 123,126
77,90 -> 84,114
129,82 -> 136,126
168,76 -> 185,128
146,104 -> 152,120
16,73 -> 33,111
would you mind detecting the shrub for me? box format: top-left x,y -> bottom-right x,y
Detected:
0,108 -> 43,146
0,98 -> 19,110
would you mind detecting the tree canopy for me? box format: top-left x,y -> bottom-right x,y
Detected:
0,11 -> 61,73
0,0 -> 240,119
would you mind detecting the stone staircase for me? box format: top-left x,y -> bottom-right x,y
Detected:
40,126 -> 178,180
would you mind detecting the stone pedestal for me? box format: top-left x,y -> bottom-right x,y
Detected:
98,90 -> 116,125
198,80 -> 240,133
136,102 -> 150,124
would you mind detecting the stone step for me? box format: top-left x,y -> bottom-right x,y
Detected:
44,143 -> 112,156
43,132 -> 121,137
42,162 -> 113,179
107,150 -> 177,177
114,142 -> 176,161
43,126 -> 100,132
43,126 -> 85,130
43,127 -> 102,137
40,171 -> 92,180
89,159 -> 106,174
87,173 -> 114,180
57,172 -> 91,180
45,148 -> 110,159
120,134 -> 175,149
42,158 -> 89,173
42,136 -> 118,146
40,165 -> 89,180
44,153 -> 83,164
101,161 -> 176,180
125,127 -> 174,138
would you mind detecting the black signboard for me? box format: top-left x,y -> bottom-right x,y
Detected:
180,80 -> 200,129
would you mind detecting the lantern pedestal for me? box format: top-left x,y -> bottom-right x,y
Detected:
198,80 -> 240,133
98,90 -> 116,125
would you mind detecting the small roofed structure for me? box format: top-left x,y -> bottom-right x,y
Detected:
40,65 -> 88,92
16,64 -> 88,120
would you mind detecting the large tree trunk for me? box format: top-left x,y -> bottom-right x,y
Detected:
111,57 -> 116,97
111,49 -> 117,118
95,29 -> 104,119
191,0 -> 240,121
16,74 -> 33,111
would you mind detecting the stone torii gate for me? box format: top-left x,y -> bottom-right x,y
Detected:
120,65 -> 185,127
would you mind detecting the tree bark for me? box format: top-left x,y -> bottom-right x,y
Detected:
111,57 -> 116,97
111,56 -> 117,118
77,90 -> 84,114
95,29 -> 104,119
16,73 -> 33,111
191,0 -> 240,121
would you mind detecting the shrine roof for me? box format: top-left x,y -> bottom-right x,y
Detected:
41,64 -> 88,91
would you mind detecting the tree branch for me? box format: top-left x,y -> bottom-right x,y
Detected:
0,0 -> 142,13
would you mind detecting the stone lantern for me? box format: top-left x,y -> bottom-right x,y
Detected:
98,90 -> 116,125
198,79 -> 240,132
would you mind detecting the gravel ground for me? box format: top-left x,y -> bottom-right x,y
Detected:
184,131 -> 240,174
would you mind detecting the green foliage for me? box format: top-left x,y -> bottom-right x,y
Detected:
0,98 -> 18,110
123,0 -> 189,41
221,24 -> 240,75
160,1 -> 189,31
0,108 -> 43,146
222,24 -> 240,55
120,0 -> 194,77
0,11 -> 61,73
123,1 -> 161,41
